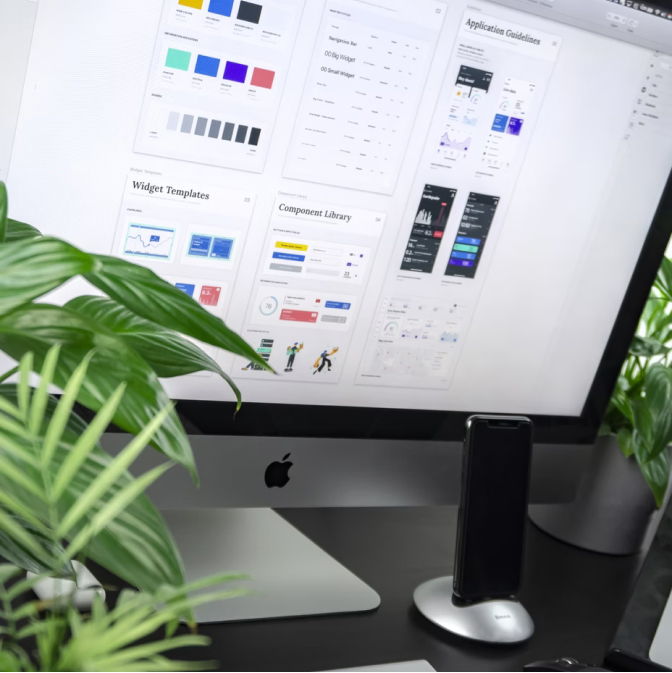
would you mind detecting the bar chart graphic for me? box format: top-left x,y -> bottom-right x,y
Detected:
123,223 -> 176,260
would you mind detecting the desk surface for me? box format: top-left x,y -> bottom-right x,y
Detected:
174,507 -> 643,672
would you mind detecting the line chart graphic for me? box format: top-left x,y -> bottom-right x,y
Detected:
123,223 -> 176,260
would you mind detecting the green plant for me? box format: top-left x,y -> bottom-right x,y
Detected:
0,347 -> 186,591
0,564 -> 246,671
601,256 -> 672,507
0,181 -> 270,588
0,352 -> 249,670
0,180 -> 270,485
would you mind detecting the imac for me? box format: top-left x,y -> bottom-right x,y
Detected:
2,0 -> 672,622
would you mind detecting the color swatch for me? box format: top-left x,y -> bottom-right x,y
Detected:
195,55 -> 220,78
248,127 -> 261,146
207,0 -> 233,16
178,0 -> 203,8
224,61 -> 248,84
237,1 -> 262,23
166,111 -> 261,148
251,67 -> 275,89
165,48 -> 191,71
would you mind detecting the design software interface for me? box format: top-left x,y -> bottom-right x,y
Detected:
2,0 -> 672,415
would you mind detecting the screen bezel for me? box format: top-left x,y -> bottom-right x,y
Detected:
176,162 -> 672,444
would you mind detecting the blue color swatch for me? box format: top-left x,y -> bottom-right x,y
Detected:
208,0 -> 233,16
195,55 -> 220,78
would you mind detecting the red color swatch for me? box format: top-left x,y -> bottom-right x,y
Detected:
251,67 -> 275,89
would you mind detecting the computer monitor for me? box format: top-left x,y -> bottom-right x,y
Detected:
2,0 -> 672,621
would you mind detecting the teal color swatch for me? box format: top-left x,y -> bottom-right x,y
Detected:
166,48 -> 191,71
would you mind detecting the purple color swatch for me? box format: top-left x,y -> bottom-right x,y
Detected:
223,60 -> 248,84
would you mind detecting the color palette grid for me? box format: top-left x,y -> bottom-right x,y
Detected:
166,111 -> 261,146
163,49 -> 275,90
177,0 -> 263,25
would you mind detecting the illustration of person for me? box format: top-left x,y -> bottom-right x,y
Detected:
285,342 -> 304,372
313,347 -> 339,375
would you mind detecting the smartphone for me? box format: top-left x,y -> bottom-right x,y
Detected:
453,415 -> 533,601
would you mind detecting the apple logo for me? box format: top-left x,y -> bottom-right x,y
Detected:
264,453 -> 293,488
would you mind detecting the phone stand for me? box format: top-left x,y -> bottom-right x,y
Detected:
413,576 -> 534,644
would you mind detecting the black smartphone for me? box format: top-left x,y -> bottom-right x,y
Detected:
453,415 -> 533,601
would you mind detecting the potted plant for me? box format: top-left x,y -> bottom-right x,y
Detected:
530,257 -> 672,555
0,181 -> 267,667
0,349 -> 247,670
0,180 -> 270,587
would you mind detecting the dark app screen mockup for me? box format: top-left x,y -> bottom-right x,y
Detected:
445,192 -> 499,280
400,184 -> 457,274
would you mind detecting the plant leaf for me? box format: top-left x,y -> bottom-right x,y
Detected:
66,296 -> 241,409
17,353 -> 32,421
642,296 -> 666,336
630,335 -> 670,358
0,182 -> 6,243
4,219 -> 42,243
631,398 -> 655,453
84,255 -> 270,370
41,350 -> 95,467
655,257 -> 672,303
0,386 -> 187,594
635,449 -> 671,508
58,437 -> 187,595
52,383 -> 126,499
56,404 -> 174,539
0,510 -> 50,563
617,427 -> 635,458
91,635 -> 210,671
28,344 -> 60,435
0,304 -> 197,481
0,237 -> 96,315
645,364 -> 672,457
64,461 -> 173,561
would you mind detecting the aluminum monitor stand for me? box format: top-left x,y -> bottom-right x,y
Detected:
162,508 -> 380,623
414,576 -> 534,644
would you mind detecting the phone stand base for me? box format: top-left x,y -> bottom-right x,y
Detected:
413,576 -> 534,644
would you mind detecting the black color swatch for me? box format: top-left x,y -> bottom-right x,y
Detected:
237,1 -> 262,24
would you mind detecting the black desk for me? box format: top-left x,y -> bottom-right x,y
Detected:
179,507 -> 643,672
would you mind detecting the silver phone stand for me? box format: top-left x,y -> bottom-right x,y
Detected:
413,576 -> 534,644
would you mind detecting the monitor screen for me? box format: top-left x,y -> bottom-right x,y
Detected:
2,0 -> 672,418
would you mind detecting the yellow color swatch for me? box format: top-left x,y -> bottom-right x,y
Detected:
276,241 -> 308,251
178,0 -> 203,9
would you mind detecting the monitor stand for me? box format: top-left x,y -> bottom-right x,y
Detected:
161,508 -> 381,623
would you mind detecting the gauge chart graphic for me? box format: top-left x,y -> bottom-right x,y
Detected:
259,295 -> 279,316
124,223 -> 176,260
